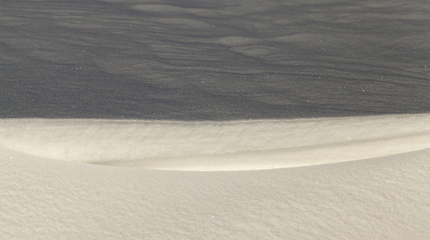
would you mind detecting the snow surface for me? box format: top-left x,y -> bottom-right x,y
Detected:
1,114 -> 429,170
1,114 -> 429,239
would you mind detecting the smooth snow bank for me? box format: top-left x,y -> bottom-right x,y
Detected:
0,114 -> 429,170
1,143 -> 429,239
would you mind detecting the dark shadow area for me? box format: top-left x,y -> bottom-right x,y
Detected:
1,0 -> 429,120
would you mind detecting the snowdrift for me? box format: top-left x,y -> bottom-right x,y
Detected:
1,114 -> 429,171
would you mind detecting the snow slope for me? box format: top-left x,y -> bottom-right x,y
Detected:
1,114 -> 429,239
1,114 -> 429,170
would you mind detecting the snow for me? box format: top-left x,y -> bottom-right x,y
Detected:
1,114 -> 429,239
1,114 -> 429,170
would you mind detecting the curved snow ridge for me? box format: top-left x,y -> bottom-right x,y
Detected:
99,132 -> 430,171
0,114 -> 429,171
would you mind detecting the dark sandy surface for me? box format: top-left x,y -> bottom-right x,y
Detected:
1,0 -> 429,120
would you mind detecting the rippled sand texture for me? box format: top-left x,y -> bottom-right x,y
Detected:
1,0 -> 430,238
1,0 -> 430,119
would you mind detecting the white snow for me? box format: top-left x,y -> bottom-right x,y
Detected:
1,114 -> 429,239
0,114 -> 429,170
